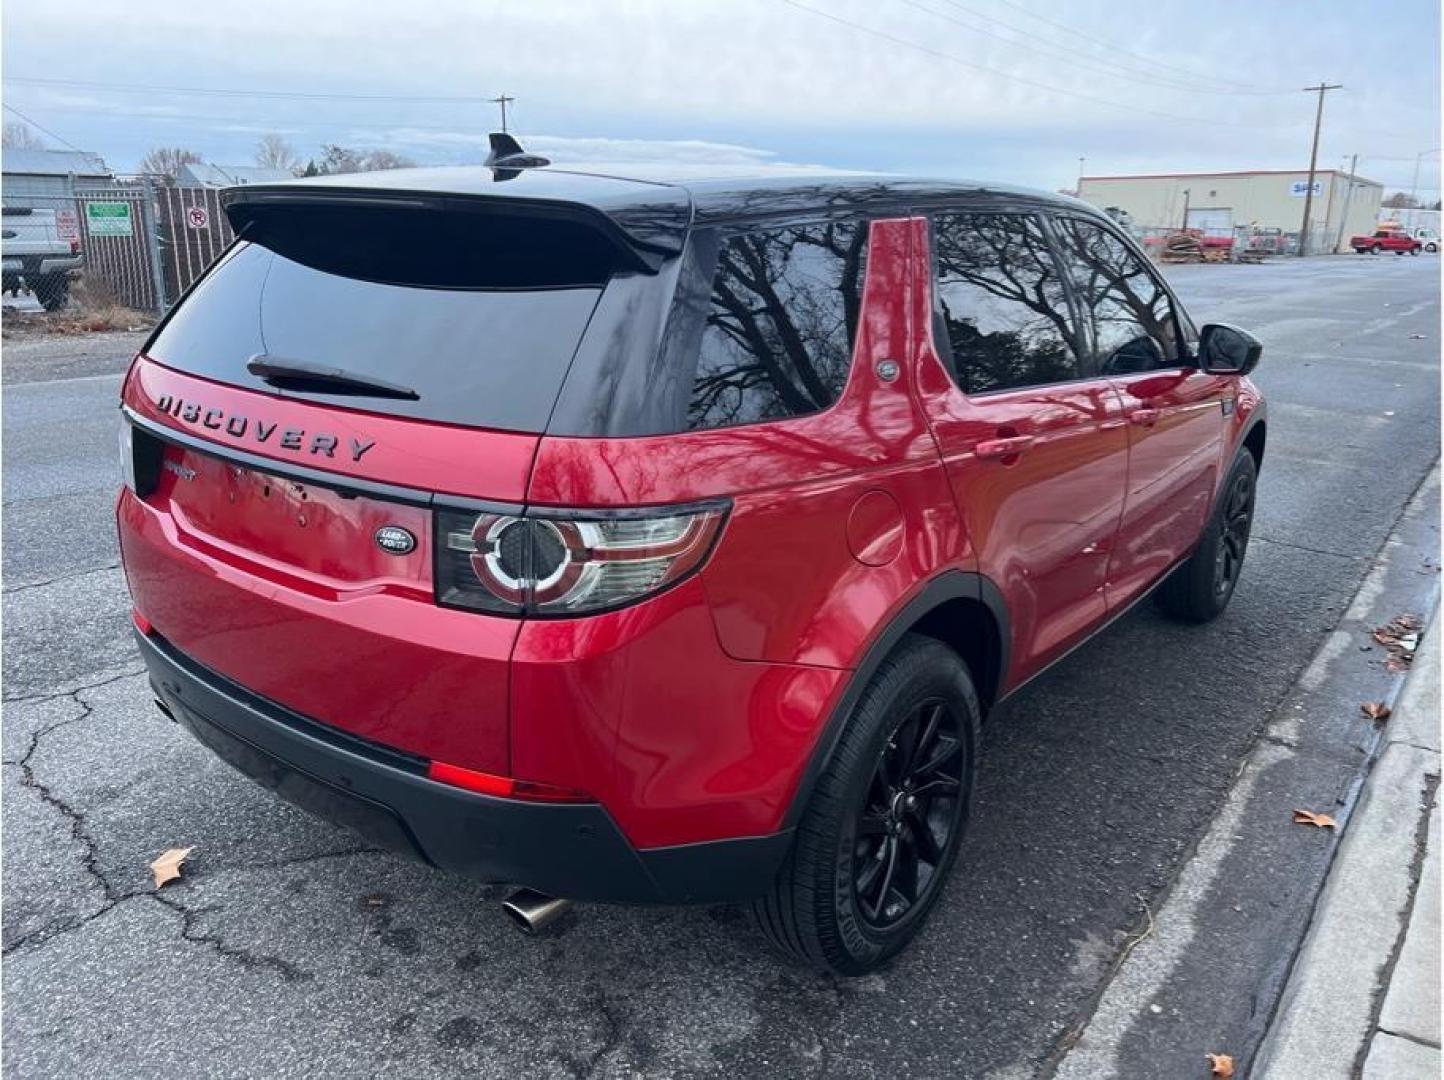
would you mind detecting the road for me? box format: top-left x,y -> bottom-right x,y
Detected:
2,254 -> 1439,1078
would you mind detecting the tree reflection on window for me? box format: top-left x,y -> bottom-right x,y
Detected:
1055,218 -> 1180,374
688,222 -> 866,430
933,213 -> 1081,394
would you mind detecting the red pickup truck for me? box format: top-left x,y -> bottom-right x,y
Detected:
1350,228 -> 1422,255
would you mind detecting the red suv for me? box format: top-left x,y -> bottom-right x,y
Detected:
117,156 -> 1265,974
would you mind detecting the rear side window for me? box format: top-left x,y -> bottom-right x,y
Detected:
145,203 -> 614,433
684,221 -> 867,431
932,212 -> 1081,394
1053,217 -> 1183,374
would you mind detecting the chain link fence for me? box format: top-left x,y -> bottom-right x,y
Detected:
2,177 -> 237,316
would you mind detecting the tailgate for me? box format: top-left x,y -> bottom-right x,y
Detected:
120,363 -> 540,775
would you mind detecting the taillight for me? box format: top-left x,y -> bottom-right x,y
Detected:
435,502 -> 728,616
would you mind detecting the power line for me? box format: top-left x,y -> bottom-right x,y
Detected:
3,75 -> 493,104
925,0 -> 1292,96
0,96 -> 514,140
775,0 -> 1286,130
1,102 -> 85,152
985,0 -> 1279,94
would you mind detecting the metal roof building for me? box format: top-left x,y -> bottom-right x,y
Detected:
1078,169 -> 1384,254
177,162 -> 295,188
2,148 -> 113,201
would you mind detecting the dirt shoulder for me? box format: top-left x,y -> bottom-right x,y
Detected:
2,323 -> 149,385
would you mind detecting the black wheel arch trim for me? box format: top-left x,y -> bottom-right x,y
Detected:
780,570 -> 1008,830
1237,403 -> 1267,469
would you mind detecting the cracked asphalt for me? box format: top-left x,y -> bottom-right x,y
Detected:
2,254 -> 1440,1078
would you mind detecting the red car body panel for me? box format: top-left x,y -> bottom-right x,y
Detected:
125,359 -> 539,502
118,459 -> 516,773
118,185 -> 1266,881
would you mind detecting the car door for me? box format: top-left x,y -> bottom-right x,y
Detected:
915,209 -> 1130,687
1051,215 -> 1230,609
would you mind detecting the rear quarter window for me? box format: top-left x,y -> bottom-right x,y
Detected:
675,220 -> 868,431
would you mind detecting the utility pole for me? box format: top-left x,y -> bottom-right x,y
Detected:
1077,155 -> 1085,196
1335,152 -> 1359,253
1180,187 -> 1191,230
489,93 -> 515,133
1410,148 -> 1441,207
1297,82 -> 1342,256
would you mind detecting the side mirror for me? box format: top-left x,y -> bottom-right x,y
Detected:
1198,323 -> 1262,375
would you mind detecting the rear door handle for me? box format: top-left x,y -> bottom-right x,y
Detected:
1129,408 -> 1161,427
975,435 -> 1036,459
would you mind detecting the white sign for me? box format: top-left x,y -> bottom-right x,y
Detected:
1290,180 -> 1324,197
55,208 -> 80,242
85,201 -> 133,237
186,206 -> 210,230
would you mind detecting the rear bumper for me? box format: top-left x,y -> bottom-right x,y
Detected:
137,628 -> 792,904
1,255 -> 80,276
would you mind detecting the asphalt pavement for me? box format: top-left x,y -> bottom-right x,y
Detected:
2,253 -> 1440,1078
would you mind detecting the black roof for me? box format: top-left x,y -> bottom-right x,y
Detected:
221,163 -> 1100,269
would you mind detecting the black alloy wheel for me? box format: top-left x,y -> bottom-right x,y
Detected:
749,634 -> 980,974
853,699 -> 965,928
1156,448 -> 1258,623
1213,466 -> 1254,599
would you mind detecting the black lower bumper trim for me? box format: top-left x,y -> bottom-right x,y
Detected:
136,630 -> 791,904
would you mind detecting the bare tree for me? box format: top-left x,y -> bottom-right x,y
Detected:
315,144 -> 416,174
140,146 -> 202,179
255,133 -> 299,173
1382,191 -> 1422,209
360,149 -> 415,171
2,121 -> 44,149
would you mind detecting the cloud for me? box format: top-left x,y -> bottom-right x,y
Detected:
369,128 -> 795,166
2,0 -> 1437,187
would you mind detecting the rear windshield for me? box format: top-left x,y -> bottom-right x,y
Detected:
145,203 -> 612,432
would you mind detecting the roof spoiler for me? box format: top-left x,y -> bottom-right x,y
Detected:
485,132 -> 550,182
219,185 -> 673,273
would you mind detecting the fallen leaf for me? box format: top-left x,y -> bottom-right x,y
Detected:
1206,1052 -> 1236,1077
1293,810 -> 1337,829
1372,614 -> 1423,672
1361,702 -> 1392,722
149,846 -> 195,888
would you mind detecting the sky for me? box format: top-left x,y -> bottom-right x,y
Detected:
3,0 -> 1440,196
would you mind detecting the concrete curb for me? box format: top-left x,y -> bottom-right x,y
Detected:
1254,622 -> 1441,1079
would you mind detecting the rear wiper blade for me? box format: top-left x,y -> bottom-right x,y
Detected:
246,355 -> 419,401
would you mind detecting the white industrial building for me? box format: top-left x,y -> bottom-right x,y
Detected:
1078,169 -> 1384,254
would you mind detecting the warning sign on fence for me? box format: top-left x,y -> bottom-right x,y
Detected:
186,206 -> 209,230
85,201 -> 134,237
55,208 -> 80,242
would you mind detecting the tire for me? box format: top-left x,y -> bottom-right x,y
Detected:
1410,248 -> 1420,256
1427,243 -> 1438,253
1156,450 -> 1258,623
1372,243 -> 1383,254
33,274 -> 69,312
748,634 -> 980,975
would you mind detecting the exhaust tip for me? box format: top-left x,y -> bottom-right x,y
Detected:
501,889 -> 571,935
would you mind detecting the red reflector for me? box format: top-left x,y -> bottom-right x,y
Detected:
426,760 -> 591,802
132,609 -> 154,636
